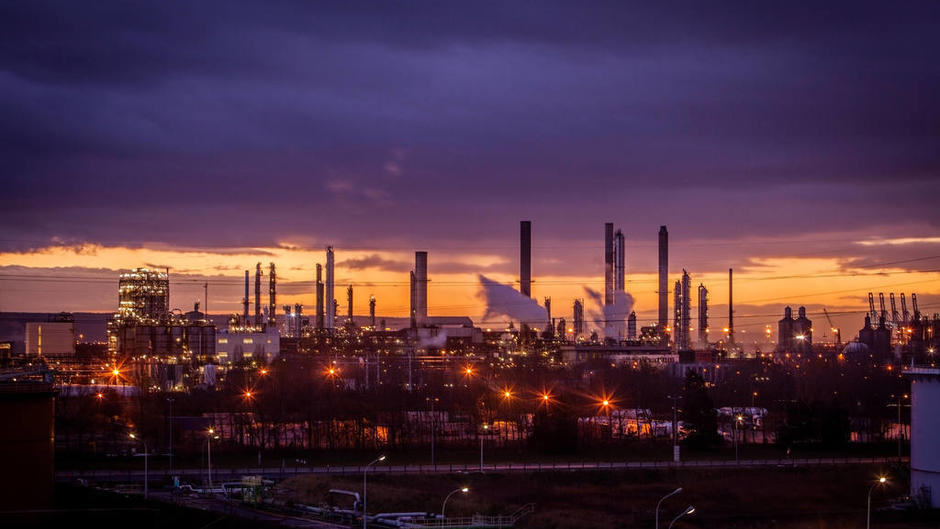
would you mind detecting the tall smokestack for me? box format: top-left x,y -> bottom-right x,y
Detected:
544,297 -> 552,338
520,220 -> 531,297
325,246 -> 335,329
254,262 -> 262,326
573,299 -> 584,335
315,263 -> 324,329
680,270 -> 691,350
728,268 -> 734,344
347,285 -> 353,320
614,229 -> 625,292
415,251 -> 428,326
369,295 -> 376,328
673,279 -> 681,348
243,270 -> 249,324
268,263 -> 276,328
604,223 -> 614,306
658,226 -> 669,329
698,283 -> 708,347
409,271 -> 417,328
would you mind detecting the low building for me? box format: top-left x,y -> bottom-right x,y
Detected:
25,318 -> 75,359
216,329 -> 280,364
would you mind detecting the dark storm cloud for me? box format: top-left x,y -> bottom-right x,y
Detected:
1,1 -> 939,252
338,254 -> 412,273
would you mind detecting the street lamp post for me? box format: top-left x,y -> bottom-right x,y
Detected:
480,424 -> 489,472
733,414 -> 743,464
668,395 -> 681,462
667,506 -> 695,529
363,455 -> 386,529
441,487 -> 469,519
655,487 -> 682,529
867,477 -> 887,529
129,433 -> 148,500
167,397 -> 174,474
207,427 -> 219,489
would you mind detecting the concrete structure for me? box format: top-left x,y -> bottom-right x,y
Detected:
242,270 -> 250,323
0,379 -> 56,510
25,320 -> 75,358
697,283 -> 708,347
777,306 -> 812,353
859,315 -> 892,358
347,285 -> 354,320
560,343 -> 675,366
677,270 -> 691,350
658,226 -> 668,329
216,329 -> 280,365
627,311 -> 637,339
326,246 -> 335,329
118,267 -> 169,321
109,268 -> 216,358
906,366 -> 940,507
573,299 -> 584,336
316,263 -> 324,329
254,262 -> 262,326
614,229 -> 625,292
268,263 -> 277,327
414,251 -> 428,327
520,220 -> 531,297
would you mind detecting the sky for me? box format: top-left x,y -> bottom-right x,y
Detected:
1,2 -> 939,341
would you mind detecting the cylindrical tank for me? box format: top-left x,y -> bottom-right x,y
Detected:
908,367 -> 940,507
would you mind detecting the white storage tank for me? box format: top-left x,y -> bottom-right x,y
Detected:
906,366 -> 940,507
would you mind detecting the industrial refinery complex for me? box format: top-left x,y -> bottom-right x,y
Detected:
2,220 -> 939,519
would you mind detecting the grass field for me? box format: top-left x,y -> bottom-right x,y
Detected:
280,463 -> 938,529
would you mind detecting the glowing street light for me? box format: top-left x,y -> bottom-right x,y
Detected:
206,427 -> 219,488
129,432 -> 149,499
867,476 -> 887,529
668,506 -> 695,529
363,455 -> 387,529
441,487 -> 469,518
655,487 -> 682,529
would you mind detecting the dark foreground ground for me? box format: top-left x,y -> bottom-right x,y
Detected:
0,484 -> 283,529
281,464 -> 938,529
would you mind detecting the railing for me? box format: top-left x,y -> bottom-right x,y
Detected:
401,503 -> 535,528
55,456 -> 909,482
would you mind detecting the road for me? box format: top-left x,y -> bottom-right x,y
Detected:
57,456 -> 906,483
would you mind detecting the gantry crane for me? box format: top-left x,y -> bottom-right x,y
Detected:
823,308 -> 841,346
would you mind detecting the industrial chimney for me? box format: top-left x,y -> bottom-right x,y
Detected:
728,268 -> 734,344
325,247 -> 335,329
242,270 -> 249,325
697,283 -> 709,347
604,223 -> 614,307
347,284 -> 353,321
414,251 -> 428,327
254,262 -> 262,326
614,229 -> 625,292
520,220 -> 531,297
268,263 -> 276,328
658,226 -> 668,329
315,263 -> 324,330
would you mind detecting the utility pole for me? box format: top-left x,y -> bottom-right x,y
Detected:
668,395 -> 681,462
167,397 -> 174,474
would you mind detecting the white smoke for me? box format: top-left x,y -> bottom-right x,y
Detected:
584,286 -> 635,339
478,275 -> 549,327
418,330 -> 447,348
